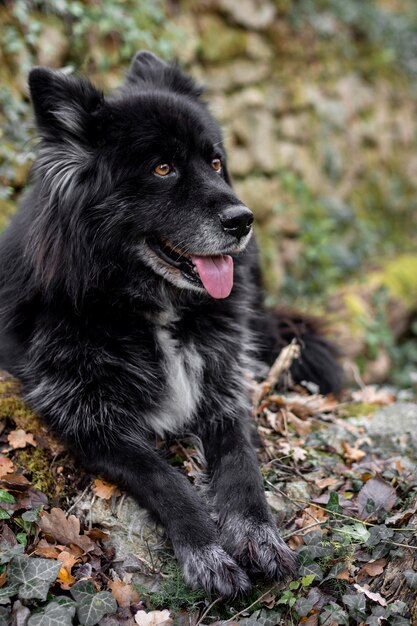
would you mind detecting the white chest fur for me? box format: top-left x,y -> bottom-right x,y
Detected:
147,328 -> 204,437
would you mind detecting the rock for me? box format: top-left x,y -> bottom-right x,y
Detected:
198,14 -> 248,63
233,176 -> 282,221
285,480 -> 311,506
356,403 -> 417,461
200,60 -> 270,91
229,108 -> 278,173
171,14 -> 200,65
75,495 -> 164,569
218,0 -> 276,30
36,19 -> 69,68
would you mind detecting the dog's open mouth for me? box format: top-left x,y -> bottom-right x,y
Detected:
148,238 -> 234,299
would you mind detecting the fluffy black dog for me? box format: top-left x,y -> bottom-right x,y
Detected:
0,52 -> 342,597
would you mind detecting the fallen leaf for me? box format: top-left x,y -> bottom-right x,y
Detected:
353,584 -> 387,606
7,429 -> 36,449
336,569 -> 350,581
351,386 -> 395,406
342,441 -> 366,462
358,558 -> 387,578
135,610 -> 172,626
315,477 -> 339,490
85,528 -> 110,542
286,410 -> 312,436
357,478 -> 397,519
0,473 -> 31,490
39,508 -> 96,553
93,479 -> 121,500
108,580 -> 141,607
0,456 -> 14,479
34,540 -> 62,559
56,564 -> 77,589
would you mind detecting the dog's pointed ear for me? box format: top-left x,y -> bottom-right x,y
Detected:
126,50 -> 169,83
29,67 -> 105,145
125,50 -> 204,100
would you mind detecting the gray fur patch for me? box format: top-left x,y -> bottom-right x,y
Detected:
220,514 -> 297,580
143,328 -> 204,437
177,543 -> 251,598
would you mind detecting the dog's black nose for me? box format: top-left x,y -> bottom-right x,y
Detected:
219,205 -> 254,239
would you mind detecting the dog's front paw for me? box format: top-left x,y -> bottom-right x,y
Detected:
220,515 -> 297,581
177,543 -> 252,598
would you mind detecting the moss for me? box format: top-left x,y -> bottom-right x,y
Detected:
372,255 -> 417,309
13,447 -> 66,501
0,377 -> 41,431
198,15 -> 248,63
342,403 -> 378,417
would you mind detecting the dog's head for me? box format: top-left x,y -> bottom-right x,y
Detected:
28,52 -> 253,301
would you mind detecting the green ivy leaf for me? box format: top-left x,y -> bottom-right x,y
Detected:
0,605 -> 11,626
301,574 -> 316,587
8,556 -> 61,601
403,570 -> 417,590
320,602 -> 349,625
327,492 -> 343,514
342,593 -> 367,620
28,600 -> 76,626
0,490 -> 15,504
22,507 -> 42,523
294,596 -> 315,617
0,583 -> 19,605
337,522 -> 370,543
71,580 -> 117,626
0,509 -> 12,520
299,562 -> 323,582
0,544 -> 25,565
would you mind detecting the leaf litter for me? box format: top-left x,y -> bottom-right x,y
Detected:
0,360 -> 416,625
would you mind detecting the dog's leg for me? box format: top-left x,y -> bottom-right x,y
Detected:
81,442 -> 251,597
200,418 -> 297,580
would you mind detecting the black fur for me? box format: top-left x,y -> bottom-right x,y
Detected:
0,52 -> 342,597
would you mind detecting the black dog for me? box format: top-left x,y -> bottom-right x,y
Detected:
0,52 -> 342,597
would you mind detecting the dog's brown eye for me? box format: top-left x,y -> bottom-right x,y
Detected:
211,158 -> 222,172
154,163 -> 172,176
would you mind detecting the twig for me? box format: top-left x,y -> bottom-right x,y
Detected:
194,597 -> 222,626
266,480 -> 417,534
222,586 -> 278,624
385,540 -> 417,550
65,484 -> 91,516
253,340 -> 301,409
283,520 -> 329,538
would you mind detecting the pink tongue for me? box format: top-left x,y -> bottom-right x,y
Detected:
190,255 -> 233,299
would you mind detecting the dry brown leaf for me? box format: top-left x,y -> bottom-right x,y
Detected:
353,584 -> 387,606
56,565 -> 77,590
351,386 -> 395,406
0,456 -> 14,478
286,411 -> 312,436
135,610 -> 172,626
359,558 -> 387,578
0,571 -> 7,588
85,528 -> 110,542
342,441 -> 366,462
34,540 -> 62,559
108,580 -> 141,607
93,479 -> 121,500
336,568 -> 350,581
39,508 -> 96,553
316,477 -> 339,490
7,429 -> 36,449
357,478 -> 397,519
302,505 -> 329,525
0,473 -> 31,490
58,550 -> 81,573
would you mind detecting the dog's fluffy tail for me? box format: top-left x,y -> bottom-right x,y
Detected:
254,307 -> 343,395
